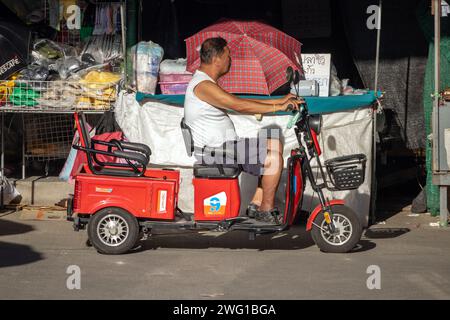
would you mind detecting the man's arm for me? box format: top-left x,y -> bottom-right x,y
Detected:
194,81 -> 298,114
243,94 -> 296,105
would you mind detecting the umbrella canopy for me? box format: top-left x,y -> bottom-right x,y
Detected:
0,20 -> 31,80
185,20 -> 303,95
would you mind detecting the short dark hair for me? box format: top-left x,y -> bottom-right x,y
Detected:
200,37 -> 228,64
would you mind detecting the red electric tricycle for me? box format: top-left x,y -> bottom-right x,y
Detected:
67,69 -> 367,254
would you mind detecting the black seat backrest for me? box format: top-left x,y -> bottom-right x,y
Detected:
180,118 -> 194,156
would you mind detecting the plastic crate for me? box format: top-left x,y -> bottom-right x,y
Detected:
159,73 -> 193,83
159,81 -> 190,95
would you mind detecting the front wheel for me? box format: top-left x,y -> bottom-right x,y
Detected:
310,205 -> 362,253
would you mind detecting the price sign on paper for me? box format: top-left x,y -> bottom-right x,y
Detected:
301,53 -> 331,97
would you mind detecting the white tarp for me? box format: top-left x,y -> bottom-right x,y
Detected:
115,91 -> 373,226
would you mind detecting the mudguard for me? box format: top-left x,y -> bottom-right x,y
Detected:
306,200 -> 345,231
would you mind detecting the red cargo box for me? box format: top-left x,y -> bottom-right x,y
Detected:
73,173 -> 178,221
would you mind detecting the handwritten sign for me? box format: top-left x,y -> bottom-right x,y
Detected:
301,53 -> 331,97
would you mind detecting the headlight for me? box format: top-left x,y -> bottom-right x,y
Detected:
308,114 -> 323,135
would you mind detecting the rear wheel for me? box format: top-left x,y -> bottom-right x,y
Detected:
88,207 -> 140,255
311,205 -> 362,253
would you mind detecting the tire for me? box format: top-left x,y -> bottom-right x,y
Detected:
88,207 -> 140,255
310,205 -> 362,253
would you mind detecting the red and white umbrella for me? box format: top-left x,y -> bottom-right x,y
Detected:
185,20 -> 303,95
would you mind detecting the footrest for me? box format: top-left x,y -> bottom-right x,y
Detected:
218,217 -> 249,229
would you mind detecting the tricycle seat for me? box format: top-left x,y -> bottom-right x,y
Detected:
194,165 -> 240,179
73,112 -> 151,177
181,118 -> 241,179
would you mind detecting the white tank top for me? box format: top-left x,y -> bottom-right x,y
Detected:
184,70 -> 237,148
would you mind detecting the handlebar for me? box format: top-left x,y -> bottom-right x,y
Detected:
286,102 -> 306,129
287,111 -> 301,129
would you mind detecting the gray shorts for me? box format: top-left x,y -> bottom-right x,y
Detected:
197,129 -> 281,176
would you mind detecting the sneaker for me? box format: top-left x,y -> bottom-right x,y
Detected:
255,208 -> 281,224
246,203 -> 259,218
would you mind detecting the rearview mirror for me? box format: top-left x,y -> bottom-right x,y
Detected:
286,66 -> 294,84
293,70 -> 300,85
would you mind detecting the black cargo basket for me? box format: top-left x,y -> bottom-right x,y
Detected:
324,154 -> 367,190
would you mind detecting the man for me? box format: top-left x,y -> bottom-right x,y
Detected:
184,37 -> 303,223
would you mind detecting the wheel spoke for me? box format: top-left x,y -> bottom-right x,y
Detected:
318,213 -> 355,246
97,214 -> 130,247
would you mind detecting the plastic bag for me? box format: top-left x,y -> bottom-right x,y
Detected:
81,35 -> 123,64
32,39 -> 78,67
0,173 -> 21,205
60,123 -> 95,183
131,41 -> 164,95
68,62 -> 110,81
17,64 -> 50,81
53,57 -> 83,80
330,63 -> 342,96
159,58 -> 190,74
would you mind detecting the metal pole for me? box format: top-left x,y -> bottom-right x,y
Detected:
1,113 -> 4,179
433,0 -> 448,227
440,186 -> 448,227
22,117 -> 25,180
1,113 -> 4,208
433,0 -> 441,174
121,1 -> 127,87
370,0 -> 382,224
374,0 -> 382,93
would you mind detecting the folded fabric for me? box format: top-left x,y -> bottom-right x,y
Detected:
0,79 -> 15,103
35,94 -> 77,108
81,86 -> 117,101
76,96 -> 112,110
79,71 -> 121,90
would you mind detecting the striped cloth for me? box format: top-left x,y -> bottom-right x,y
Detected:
185,20 -> 303,95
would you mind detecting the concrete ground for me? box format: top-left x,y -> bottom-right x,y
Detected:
0,203 -> 449,300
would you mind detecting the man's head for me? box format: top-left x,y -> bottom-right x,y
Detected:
200,37 -> 231,76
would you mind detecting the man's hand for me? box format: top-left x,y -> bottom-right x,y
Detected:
279,93 -> 297,104
278,98 -> 304,112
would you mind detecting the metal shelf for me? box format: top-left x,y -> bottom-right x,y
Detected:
0,107 -> 112,114
0,79 -> 118,113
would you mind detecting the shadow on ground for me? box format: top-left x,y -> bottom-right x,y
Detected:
375,181 -> 422,223
364,228 -> 410,239
0,241 -> 44,268
130,224 -> 377,254
0,218 -> 43,268
0,217 -> 35,237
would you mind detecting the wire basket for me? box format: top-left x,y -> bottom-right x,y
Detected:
23,113 -> 74,161
325,154 -> 367,190
0,79 -> 118,112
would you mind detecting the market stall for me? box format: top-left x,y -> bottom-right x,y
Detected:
0,1 -> 382,226
0,0 -> 127,179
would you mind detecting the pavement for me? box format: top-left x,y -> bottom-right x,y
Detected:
0,203 -> 450,300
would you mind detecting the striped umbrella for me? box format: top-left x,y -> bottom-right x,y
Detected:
185,20 -> 303,95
